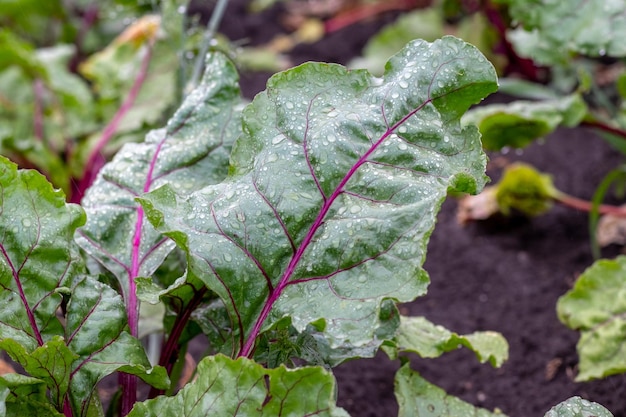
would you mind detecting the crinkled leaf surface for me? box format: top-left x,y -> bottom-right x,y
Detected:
140,36 -> 496,361
383,316 -> 508,367
395,364 -> 505,417
127,354 -> 349,417
503,0 -> 626,64
65,276 -> 169,416
462,94 -> 587,150
0,374 -> 64,417
75,52 -> 242,297
557,256 -> 626,381
0,155 -> 84,350
543,396 -> 614,417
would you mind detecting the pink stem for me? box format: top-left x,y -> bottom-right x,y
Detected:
71,38 -> 155,203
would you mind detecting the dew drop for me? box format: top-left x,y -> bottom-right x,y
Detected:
22,219 -> 31,227
398,143 -> 408,150
399,80 -> 409,89
223,253 -> 232,262
272,135 -> 285,145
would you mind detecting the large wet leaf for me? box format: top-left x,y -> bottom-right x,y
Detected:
502,0 -> 626,64
557,256 -> 626,381
0,374 -> 64,417
75,52 -> 242,298
543,396 -> 614,417
383,316 -> 508,367
140,36 -> 497,361
395,364 -> 505,417
128,354 -> 348,417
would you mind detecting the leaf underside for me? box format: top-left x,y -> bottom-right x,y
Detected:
140,36 -> 497,363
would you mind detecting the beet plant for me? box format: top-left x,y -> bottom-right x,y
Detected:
0,27 -> 615,417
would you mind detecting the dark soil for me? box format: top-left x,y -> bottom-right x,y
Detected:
203,1 -> 626,415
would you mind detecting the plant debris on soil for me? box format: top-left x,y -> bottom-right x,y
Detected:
195,1 -> 626,415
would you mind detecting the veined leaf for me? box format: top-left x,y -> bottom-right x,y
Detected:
0,374 -> 64,417
0,156 -> 167,415
140,36 -> 497,362
502,0 -> 626,64
383,316 -> 508,368
65,276 -> 169,416
557,256 -> 626,381
543,396 -> 614,417
127,354 -> 349,417
0,155 -> 84,350
395,364 -> 505,417
75,52 -> 243,298
462,94 -> 587,150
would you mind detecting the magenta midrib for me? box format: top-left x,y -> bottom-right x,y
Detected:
239,96 -> 434,357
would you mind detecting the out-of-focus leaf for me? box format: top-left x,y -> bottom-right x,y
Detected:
348,8 -> 444,76
494,163 -> 559,217
0,374 -> 64,417
75,52 -> 242,298
127,354 -> 349,417
557,256 -> 626,381
503,0 -> 626,65
383,316 -> 508,368
462,94 -> 588,150
140,37 -> 496,363
543,396 -> 614,417
395,363 -> 506,417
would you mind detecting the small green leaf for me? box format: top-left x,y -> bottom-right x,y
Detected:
0,337 -> 77,410
494,162 -> 559,217
395,363 -> 506,417
127,354 -> 349,417
462,94 -> 588,151
0,374 -> 64,417
543,396 -> 614,417
557,256 -> 626,381
383,316 -> 508,368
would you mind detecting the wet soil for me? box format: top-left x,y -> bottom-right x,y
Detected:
206,1 -> 626,415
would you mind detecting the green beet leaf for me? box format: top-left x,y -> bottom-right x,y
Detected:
543,396 -> 614,417
0,156 -> 167,415
75,52 -> 242,298
557,256 -> 626,381
502,0 -> 626,64
0,374 -> 64,417
128,354 -> 349,417
140,36 -> 497,363
383,316 -> 508,368
395,363 -> 505,417
65,276 -> 169,416
462,94 -> 587,151
0,155 -> 84,351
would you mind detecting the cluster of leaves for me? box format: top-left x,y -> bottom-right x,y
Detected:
0,2 -> 620,417
1,26 -> 518,417
329,0 -> 626,391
